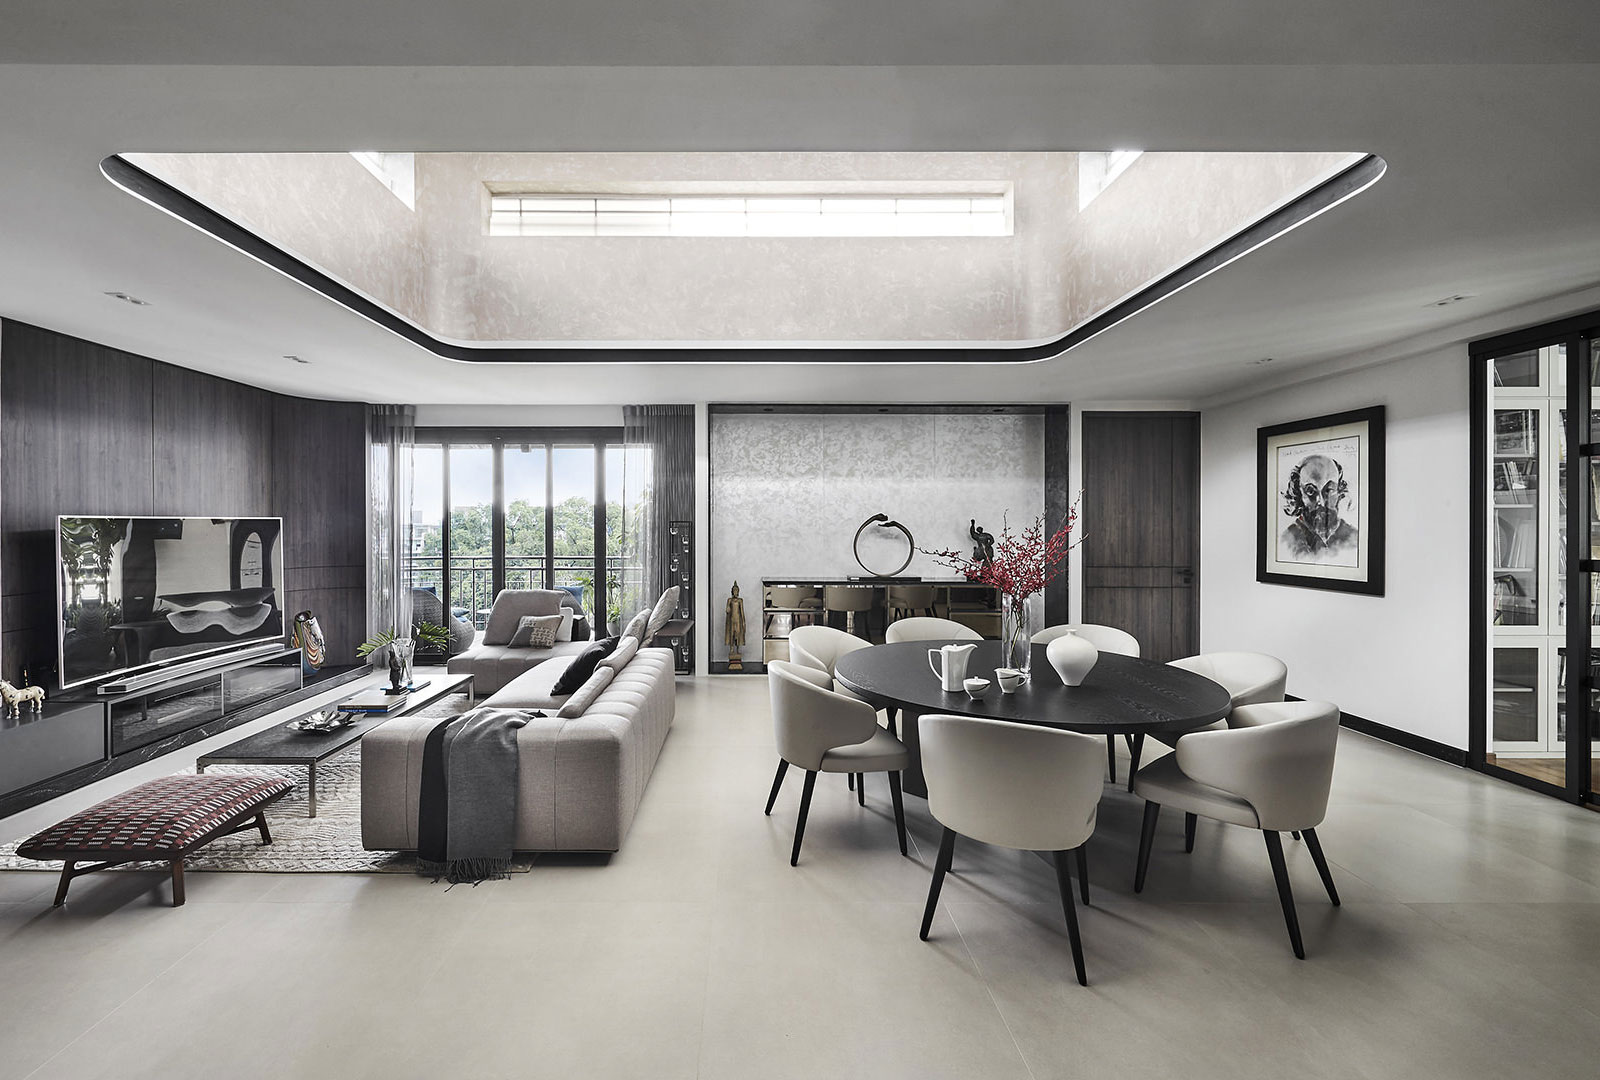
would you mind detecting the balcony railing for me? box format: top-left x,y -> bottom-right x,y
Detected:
404,553 -> 643,629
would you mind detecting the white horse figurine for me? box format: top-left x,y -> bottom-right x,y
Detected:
0,680 -> 44,719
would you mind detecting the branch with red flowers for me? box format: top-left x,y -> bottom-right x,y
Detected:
920,504 -> 1082,601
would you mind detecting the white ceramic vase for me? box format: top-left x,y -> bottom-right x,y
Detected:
1046,629 -> 1099,687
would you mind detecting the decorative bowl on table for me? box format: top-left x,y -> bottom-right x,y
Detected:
287,710 -> 355,734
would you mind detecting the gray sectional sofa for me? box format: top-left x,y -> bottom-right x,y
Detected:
445,589 -> 591,694
360,644 -> 677,853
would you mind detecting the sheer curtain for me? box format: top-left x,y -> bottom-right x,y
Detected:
620,405 -> 693,629
367,404 -> 416,649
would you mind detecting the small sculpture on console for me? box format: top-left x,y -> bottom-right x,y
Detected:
725,581 -> 747,672
388,649 -> 405,692
970,520 -> 996,565
0,680 -> 46,720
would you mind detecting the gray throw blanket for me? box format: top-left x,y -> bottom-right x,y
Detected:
416,708 -> 531,884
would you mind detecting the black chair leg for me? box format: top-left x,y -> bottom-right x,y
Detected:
886,707 -> 898,738
888,771 -> 907,856
1105,735 -> 1117,783
1263,830 -> 1305,959
920,827 -> 957,940
1302,827 -> 1341,906
857,774 -> 866,806
1126,733 -> 1145,793
847,772 -> 854,791
1052,850 -> 1089,986
790,771 -> 818,867
1184,812 -> 1197,853
764,760 -> 789,816
1074,844 -> 1090,905
1291,830 -> 1301,840
1134,801 -> 1160,893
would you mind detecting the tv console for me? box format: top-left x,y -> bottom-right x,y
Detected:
0,647 -> 367,818
96,640 -> 285,694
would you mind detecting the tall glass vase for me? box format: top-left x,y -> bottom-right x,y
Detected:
1000,592 -> 1033,677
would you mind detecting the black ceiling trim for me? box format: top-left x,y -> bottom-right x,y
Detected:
102,152 -> 1384,366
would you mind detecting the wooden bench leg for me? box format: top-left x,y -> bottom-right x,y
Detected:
170,859 -> 186,907
53,860 -> 75,906
255,812 -> 272,846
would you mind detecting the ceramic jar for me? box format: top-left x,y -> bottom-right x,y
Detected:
1046,629 -> 1098,687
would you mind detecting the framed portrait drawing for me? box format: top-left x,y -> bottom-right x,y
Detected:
1257,405 -> 1385,595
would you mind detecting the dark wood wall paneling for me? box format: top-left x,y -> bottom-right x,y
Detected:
1043,405 -> 1072,624
1080,412 -> 1201,663
273,395 -> 368,666
0,320 -> 368,685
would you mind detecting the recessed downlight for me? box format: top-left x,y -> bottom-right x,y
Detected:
1251,357 -> 1276,366
1428,293 -> 1475,307
103,291 -> 149,306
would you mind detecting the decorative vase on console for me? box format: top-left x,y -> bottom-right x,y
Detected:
922,504 -> 1081,681
1045,629 -> 1098,686
389,637 -> 415,692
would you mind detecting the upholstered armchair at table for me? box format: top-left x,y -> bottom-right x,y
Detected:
1032,623 -> 1142,782
1124,650 -> 1289,790
764,661 -> 908,866
1131,699 -> 1342,959
883,617 -> 982,644
917,714 -> 1105,986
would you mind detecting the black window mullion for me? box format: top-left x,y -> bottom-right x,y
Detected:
594,439 -> 607,629
440,442 -> 453,623
544,443 -> 556,591
491,438 -> 506,600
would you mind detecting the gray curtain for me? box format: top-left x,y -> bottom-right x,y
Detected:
620,406 -> 693,631
367,404 -> 416,651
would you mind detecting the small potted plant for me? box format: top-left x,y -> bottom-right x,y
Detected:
357,623 -> 450,690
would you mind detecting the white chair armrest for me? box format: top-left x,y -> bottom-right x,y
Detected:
1174,701 -> 1340,831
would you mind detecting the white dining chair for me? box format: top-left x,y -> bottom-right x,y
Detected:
1131,699 -> 1341,959
1125,651 -> 1289,791
1032,623 -> 1142,782
884,616 -> 982,644
917,714 -> 1105,986
765,661 -> 909,866
789,623 -> 880,798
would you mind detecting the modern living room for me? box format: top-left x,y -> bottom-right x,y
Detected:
2,5 -> 1600,1079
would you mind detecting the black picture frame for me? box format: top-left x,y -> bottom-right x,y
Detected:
1256,405 -> 1386,595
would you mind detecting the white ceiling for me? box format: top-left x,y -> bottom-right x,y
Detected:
0,3 -> 1597,406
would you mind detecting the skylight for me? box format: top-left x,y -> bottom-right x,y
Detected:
1079,150 -> 1143,210
487,193 -> 1011,238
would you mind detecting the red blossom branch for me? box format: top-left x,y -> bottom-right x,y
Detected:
920,503 -> 1082,601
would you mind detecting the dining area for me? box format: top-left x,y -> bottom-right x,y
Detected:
764,618 -> 1342,985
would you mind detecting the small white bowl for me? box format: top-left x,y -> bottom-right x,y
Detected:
963,677 -> 991,697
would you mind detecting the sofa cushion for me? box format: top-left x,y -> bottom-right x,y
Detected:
555,609 -> 575,642
483,655 -> 582,711
599,635 -> 639,674
645,586 -> 680,642
553,636 -> 620,696
620,609 -> 650,643
557,664 -> 617,719
510,613 -> 563,648
483,589 -> 564,646
448,640 -> 590,695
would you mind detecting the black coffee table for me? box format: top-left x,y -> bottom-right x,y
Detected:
833,642 -> 1229,797
196,673 -> 475,816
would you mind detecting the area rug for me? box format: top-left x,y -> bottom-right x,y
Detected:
0,699 -> 534,875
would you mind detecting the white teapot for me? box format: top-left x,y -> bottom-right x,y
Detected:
928,643 -> 979,692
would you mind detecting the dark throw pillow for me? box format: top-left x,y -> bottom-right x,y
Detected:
552,635 -> 620,696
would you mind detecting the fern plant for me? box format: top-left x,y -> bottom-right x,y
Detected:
356,622 -> 450,659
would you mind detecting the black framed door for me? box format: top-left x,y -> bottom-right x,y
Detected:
1471,311 -> 1600,805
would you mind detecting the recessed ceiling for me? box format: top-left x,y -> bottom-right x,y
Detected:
0,2 -> 1597,405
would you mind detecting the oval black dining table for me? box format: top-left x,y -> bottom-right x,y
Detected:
833,640 -> 1231,797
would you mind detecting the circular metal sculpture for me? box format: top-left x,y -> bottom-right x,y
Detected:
853,513 -> 915,578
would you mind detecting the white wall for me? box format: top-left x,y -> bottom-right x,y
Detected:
1200,346 -> 1469,748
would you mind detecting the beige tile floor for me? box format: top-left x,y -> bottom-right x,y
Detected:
2,672 -> 1599,1079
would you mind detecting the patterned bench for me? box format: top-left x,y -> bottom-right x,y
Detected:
17,774 -> 292,907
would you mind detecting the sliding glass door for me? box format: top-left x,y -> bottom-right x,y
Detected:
408,429 -> 621,630
1473,315 -> 1600,804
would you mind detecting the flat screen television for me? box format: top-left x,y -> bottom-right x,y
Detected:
56,516 -> 286,690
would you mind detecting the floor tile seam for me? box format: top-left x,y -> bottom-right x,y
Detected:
19,905 -> 241,1080
946,904 -> 1040,1080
